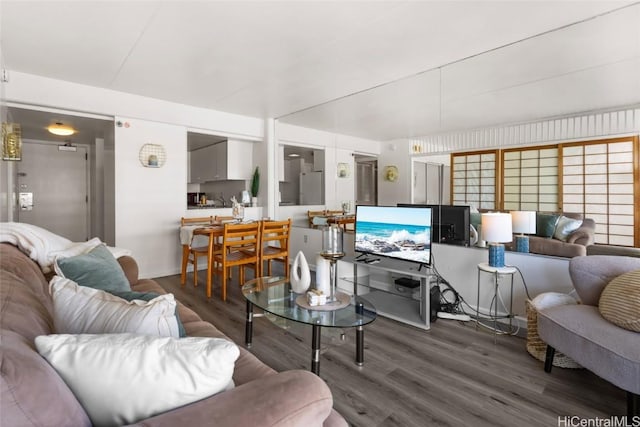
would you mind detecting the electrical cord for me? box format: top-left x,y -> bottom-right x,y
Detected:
431,252 -> 520,334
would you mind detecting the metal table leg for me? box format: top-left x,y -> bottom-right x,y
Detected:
493,272 -> 499,344
245,299 -> 253,348
356,325 -> 364,366
311,325 -> 321,375
476,267 -> 481,330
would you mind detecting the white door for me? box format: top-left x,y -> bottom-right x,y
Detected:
16,142 -> 89,241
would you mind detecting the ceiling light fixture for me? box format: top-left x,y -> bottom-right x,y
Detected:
47,122 -> 76,136
288,153 -> 300,158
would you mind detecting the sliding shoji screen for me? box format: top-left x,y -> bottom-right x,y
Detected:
561,137 -> 637,246
451,150 -> 497,210
503,147 -> 559,212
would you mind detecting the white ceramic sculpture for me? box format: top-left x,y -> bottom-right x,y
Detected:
290,251 -> 311,294
315,254 -> 330,296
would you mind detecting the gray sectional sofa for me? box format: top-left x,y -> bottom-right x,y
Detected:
0,242 -> 347,426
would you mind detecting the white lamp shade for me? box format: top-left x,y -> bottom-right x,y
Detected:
481,213 -> 513,243
511,211 -> 536,234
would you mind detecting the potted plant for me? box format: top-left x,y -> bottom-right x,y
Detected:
250,166 -> 260,207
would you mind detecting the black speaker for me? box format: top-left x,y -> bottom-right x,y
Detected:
430,285 -> 441,322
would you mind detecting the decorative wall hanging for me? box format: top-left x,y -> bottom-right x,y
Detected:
2,123 -> 22,161
337,162 -> 350,178
139,143 -> 166,168
383,165 -> 399,182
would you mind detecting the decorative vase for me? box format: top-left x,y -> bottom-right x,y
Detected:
251,197 -> 258,207
315,254 -> 330,296
290,251 -> 311,294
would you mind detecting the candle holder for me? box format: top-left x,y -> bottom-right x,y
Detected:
320,225 -> 345,303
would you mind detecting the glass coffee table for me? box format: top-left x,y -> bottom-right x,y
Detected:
242,276 -> 377,375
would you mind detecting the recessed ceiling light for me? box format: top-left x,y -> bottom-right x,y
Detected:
288,153 -> 300,158
47,122 -> 76,136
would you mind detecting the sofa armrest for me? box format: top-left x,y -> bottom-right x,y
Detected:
117,255 -> 139,286
569,255 -> 640,305
566,226 -> 594,246
132,370 -> 337,427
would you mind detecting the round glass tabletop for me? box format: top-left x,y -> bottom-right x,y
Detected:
242,276 -> 376,328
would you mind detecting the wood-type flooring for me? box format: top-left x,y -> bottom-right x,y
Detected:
155,268 -> 625,427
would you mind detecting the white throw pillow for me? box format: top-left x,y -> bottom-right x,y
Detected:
35,333 -> 239,427
50,276 -> 179,337
553,216 -> 583,241
531,292 -> 577,310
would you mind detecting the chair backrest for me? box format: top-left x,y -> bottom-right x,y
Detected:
308,210 -> 326,227
222,222 -> 260,256
215,215 -> 235,223
181,216 -> 214,226
260,219 -> 291,251
325,209 -> 345,217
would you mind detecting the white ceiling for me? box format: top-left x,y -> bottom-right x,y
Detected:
1,1 -> 639,143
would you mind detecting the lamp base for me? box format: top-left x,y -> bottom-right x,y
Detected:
488,243 -> 505,268
515,235 -> 529,253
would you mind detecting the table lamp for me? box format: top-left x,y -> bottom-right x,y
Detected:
481,213 -> 513,268
510,211 -> 536,253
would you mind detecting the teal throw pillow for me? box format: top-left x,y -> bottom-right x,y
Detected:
470,212 -> 482,230
55,244 -> 131,293
536,214 -> 560,238
111,291 -> 187,338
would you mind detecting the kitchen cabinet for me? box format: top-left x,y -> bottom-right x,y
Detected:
189,140 -> 253,183
190,144 -> 216,183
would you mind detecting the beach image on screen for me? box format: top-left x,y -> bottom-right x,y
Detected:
355,206 -> 432,264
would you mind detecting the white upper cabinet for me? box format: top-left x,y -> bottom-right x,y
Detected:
189,140 -> 253,183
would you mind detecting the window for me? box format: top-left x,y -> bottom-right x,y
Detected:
451,150 -> 497,210
503,147 -> 559,212
561,138 -> 636,246
451,136 -> 638,246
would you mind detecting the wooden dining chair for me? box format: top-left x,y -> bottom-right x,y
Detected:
308,210 -> 326,228
260,218 -> 292,277
180,216 -> 215,288
213,222 -> 260,301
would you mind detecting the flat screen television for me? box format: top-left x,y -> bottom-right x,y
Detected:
398,204 -> 470,247
354,205 -> 432,267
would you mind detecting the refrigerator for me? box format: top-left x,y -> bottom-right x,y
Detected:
299,171 -> 324,205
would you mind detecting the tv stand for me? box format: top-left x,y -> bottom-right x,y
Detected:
344,256 -> 436,330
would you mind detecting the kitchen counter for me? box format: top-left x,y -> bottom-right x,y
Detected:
188,205 -> 225,209
183,206 -> 264,219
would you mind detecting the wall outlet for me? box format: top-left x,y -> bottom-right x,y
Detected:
303,234 -> 308,243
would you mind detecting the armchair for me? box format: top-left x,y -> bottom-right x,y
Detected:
537,255 -> 640,416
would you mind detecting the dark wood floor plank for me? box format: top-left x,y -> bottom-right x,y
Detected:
155,268 -> 626,426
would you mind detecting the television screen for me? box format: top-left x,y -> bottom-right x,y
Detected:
355,205 -> 432,266
398,204 -> 470,246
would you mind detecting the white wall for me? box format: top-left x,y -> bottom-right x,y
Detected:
378,139 -> 412,206
3,72 -> 265,278
114,117 -> 187,277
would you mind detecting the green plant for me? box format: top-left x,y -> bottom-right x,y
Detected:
250,166 -> 260,197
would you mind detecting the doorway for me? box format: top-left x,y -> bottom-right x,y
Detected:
355,155 -> 377,206
16,141 -> 89,241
